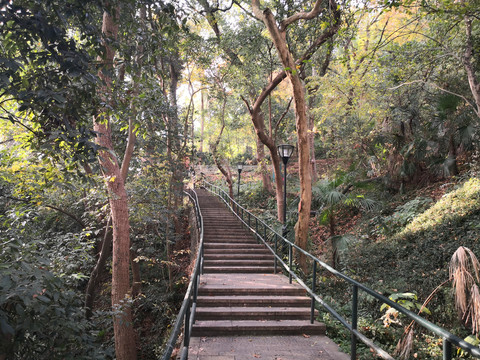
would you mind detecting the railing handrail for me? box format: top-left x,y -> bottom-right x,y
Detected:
162,188 -> 204,360
201,179 -> 480,359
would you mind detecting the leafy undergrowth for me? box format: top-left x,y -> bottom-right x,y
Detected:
324,177 -> 480,359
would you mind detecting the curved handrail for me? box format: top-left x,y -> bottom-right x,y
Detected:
202,179 -> 480,360
161,189 -> 204,360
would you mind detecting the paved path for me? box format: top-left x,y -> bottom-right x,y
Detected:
189,335 -> 349,360
189,189 -> 350,360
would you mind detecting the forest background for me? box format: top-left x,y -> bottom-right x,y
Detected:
1,0 -> 480,359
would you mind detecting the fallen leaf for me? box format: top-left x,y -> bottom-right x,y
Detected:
303,334 -> 311,338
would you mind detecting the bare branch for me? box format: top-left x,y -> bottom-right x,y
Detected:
274,97 -> 293,140
280,0 -> 323,31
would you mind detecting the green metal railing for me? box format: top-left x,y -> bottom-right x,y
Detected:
161,189 -> 203,360
202,179 -> 480,360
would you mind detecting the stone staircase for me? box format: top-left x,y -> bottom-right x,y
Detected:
191,189 -> 325,337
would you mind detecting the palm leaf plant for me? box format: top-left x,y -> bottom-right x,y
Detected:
313,173 -> 377,268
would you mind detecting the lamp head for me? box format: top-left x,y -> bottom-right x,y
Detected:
237,163 -> 244,174
277,144 -> 295,165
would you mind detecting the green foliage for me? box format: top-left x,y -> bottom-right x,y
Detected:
0,0 -> 103,166
0,238 -> 112,359
371,197 -> 433,236
380,292 -> 431,314
399,178 -> 480,238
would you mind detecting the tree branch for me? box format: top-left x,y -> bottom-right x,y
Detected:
280,0 -> 324,31
3,195 -> 85,228
274,97 -> 293,140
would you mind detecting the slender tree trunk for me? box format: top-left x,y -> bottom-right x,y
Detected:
256,137 -> 274,193
200,89 -> 205,153
306,79 -> 318,183
463,16 -> 480,117
291,74 -> 313,271
250,108 -> 284,221
446,134 -> 459,176
95,8 -> 137,360
85,217 -> 113,319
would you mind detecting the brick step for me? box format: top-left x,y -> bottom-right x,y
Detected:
191,320 -> 325,336
204,243 -> 266,249
203,266 -> 275,273
203,237 -> 256,243
199,212 -> 227,214
195,307 -> 317,321
198,287 -> 304,297
203,225 -> 247,235
203,259 -> 273,267
197,295 -> 311,307
203,232 -> 250,236
203,221 -> 243,225
203,250 -> 272,257
203,254 -> 273,260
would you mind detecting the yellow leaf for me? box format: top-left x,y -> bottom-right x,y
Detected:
109,176 -> 116,182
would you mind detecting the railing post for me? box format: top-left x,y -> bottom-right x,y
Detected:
255,218 -> 258,242
351,284 -> 358,360
274,234 -> 278,274
263,223 -> 267,242
311,261 -> 317,324
443,338 -> 452,360
288,243 -> 292,284
184,298 -> 191,348
200,245 -> 204,275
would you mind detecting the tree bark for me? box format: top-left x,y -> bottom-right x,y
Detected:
463,16 -> 480,117
95,8 -> 137,360
200,89 -> 205,153
211,98 -> 235,198
85,216 -> 113,319
256,137 -> 274,193
306,79 -> 318,184
248,102 -> 285,221
252,0 -> 340,270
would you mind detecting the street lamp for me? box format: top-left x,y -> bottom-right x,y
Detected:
277,144 -> 295,236
237,163 -> 244,196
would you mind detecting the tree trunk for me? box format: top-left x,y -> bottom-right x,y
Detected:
463,16 -> 480,117
445,134 -> 459,177
256,137 -> 273,193
254,4 -> 314,270
200,90 -> 205,153
250,108 -> 285,221
291,74 -> 313,272
95,8 -> 137,360
85,216 -> 113,319
306,80 -> 318,183
250,0 -> 340,242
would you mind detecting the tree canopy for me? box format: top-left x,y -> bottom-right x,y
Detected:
2,0 -> 480,359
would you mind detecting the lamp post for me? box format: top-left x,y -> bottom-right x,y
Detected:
277,144 -> 295,236
237,163 -> 243,196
